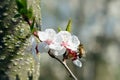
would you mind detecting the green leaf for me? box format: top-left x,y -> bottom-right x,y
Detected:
21,0 -> 27,10
30,18 -> 35,33
16,0 -> 27,14
66,19 -> 72,32
14,14 -> 21,18
26,6 -> 33,19
16,0 -> 23,12
57,27 -> 61,32
19,8 -> 28,15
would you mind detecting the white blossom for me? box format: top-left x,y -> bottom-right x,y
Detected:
30,28 -> 82,67
50,31 -> 80,56
37,29 -> 57,53
49,31 -> 71,55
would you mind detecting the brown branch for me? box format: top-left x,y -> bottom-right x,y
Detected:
48,50 -> 78,80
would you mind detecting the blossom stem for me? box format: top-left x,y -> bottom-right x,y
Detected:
48,50 -> 78,80
62,61 -> 78,80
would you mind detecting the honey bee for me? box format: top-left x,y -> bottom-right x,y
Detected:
78,44 -> 85,58
63,44 -> 85,61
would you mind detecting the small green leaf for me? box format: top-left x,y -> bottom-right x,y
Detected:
21,0 -> 27,9
66,19 -> 72,32
26,6 -> 33,19
30,18 -> 35,33
57,27 -> 61,32
16,0 -> 27,14
16,0 -> 22,12
19,8 -> 27,14
16,0 -> 24,11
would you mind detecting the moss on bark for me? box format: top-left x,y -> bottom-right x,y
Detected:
0,0 -> 41,80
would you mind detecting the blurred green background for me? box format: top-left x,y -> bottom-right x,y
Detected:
39,0 -> 120,80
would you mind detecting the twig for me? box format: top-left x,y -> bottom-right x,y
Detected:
62,61 -> 78,80
48,50 -> 78,80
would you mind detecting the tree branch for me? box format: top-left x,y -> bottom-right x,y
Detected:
48,50 -> 78,80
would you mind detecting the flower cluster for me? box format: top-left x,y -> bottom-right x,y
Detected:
30,29 -> 82,67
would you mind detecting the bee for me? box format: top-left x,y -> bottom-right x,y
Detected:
78,44 -> 85,58
63,44 -> 85,61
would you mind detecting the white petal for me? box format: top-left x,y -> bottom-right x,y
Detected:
29,36 -> 39,62
30,35 -> 37,48
45,29 -> 56,40
38,42 -> 49,53
57,31 -> 71,42
49,43 -> 63,50
53,35 -> 63,44
69,35 -> 80,47
73,59 -> 82,67
45,29 -> 56,34
67,35 -> 80,50
50,48 -> 66,56
32,48 -> 39,62
37,31 -> 47,41
57,48 -> 66,55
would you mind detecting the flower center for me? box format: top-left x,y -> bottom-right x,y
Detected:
61,41 -> 69,48
67,48 -> 77,60
45,40 -> 53,45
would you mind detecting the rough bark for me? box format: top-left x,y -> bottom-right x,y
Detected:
0,0 -> 41,80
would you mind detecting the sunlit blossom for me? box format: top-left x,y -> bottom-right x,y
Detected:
37,29 -> 57,53
50,31 -> 80,56
30,28 -> 82,67
48,31 -> 71,55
